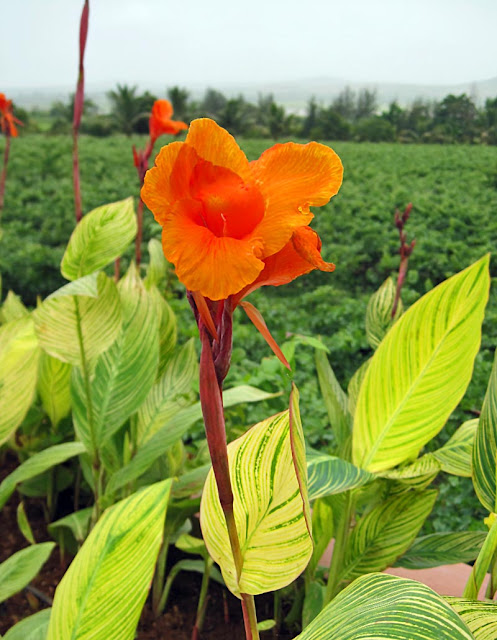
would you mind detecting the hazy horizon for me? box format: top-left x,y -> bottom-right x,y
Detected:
1,0 -> 496,93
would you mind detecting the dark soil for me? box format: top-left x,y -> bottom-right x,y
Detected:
0,454 -> 294,639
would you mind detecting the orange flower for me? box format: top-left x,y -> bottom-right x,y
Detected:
0,93 -> 22,137
142,118 -> 343,301
149,99 -> 188,144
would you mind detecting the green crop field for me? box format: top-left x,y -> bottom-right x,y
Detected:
2,133 -> 497,531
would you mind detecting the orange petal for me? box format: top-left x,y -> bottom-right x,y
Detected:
233,227 -> 334,305
250,142 -> 343,257
186,118 -> 252,182
141,141 -> 184,224
240,301 -> 291,370
152,99 -> 173,121
162,200 -> 265,301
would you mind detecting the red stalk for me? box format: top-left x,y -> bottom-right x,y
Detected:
72,0 -> 89,224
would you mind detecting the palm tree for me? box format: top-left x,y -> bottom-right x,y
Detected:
107,84 -> 145,135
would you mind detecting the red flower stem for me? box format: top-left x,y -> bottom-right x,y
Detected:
0,132 -> 11,221
72,0 -> 89,224
392,256 -> 408,318
199,326 -> 259,640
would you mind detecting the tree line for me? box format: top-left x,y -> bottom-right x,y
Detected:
18,84 -> 497,144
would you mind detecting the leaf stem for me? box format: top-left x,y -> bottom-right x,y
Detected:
464,514 -> 497,599
324,491 -> 354,603
152,535 -> 169,616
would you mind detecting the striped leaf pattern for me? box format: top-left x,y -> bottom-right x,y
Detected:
289,386 -> 312,533
296,573 -> 474,640
315,350 -> 351,449
3,608 -> 51,640
71,265 -> 159,453
365,277 -> 403,349
347,358 -> 370,417
136,338 -> 197,444
353,255 -> 489,472
34,272 -> 122,367
0,542 -> 55,603
105,385 -> 276,495
0,442 -> 86,509
144,238 -> 169,289
473,349 -> 497,512
307,451 -> 374,501
395,531 -> 487,569
47,480 -> 172,640
339,490 -> 437,582
380,454 -> 441,490
1,290 -> 28,323
447,598 -> 497,640
0,317 -> 40,445
150,286 -> 177,377
61,197 -> 137,280
200,410 -> 313,596
37,352 -> 72,428
308,498 -> 334,576
434,419 -> 477,477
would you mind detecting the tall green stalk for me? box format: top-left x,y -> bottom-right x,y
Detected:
324,491 -> 354,604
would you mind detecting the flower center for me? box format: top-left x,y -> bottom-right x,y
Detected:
189,160 -> 264,239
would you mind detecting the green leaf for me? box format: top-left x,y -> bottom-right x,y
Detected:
433,420 -> 477,477
365,276 -> 402,349
1,291 -> 28,323
339,490 -> 437,583
61,197 -> 137,280
257,620 -> 276,631
47,480 -> 172,640
347,358 -> 370,417
463,516 -> 497,599
307,451 -> 374,501
144,238 -> 169,289
0,442 -> 86,509
37,352 -> 72,428
150,287 -> 177,376
303,581 -> 326,628
136,338 -> 197,444
395,531 -> 487,570
48,508 -> 93,545
0,542 -> 55,603
296,573 -> 474,640
473,349 -> 497,512
17,502 -> 36,545
308,498 -> 334,576
3,609 -> 52,640
315,349 -> 350,449
105,385 -> 279,496
71,265 -> 159,453
34,272 -> 122,367
200,409 -> 312,597
447,598 -> 497,640
0,317 -> 40,445
353,255 -> 490,472
379,454 -> 441,490
175,533 -> 209,560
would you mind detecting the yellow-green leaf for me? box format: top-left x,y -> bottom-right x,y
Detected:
353,255 -> 490,472
1,291 -> 28,323
433,420 -> 477,478
307,450 -> 374,501
473,350 -> 497,512
3,609 -> 51,640
17,502 -> 36,545
447,598 -> 497,640
0,542 -> 55,603
365,276 -> 403,349
34,272 -> 121,368
315,350 -> 350,450
37,352 -> 71,428
61,197 -> 137,281
144,238 -> 169,289
200,410 -> 313,597
47,480 -> 172,640
296,573 -> 474,640
0,317 -> 40,445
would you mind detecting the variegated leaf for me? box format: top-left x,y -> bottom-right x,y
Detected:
296,573 -> 474,640
365,276 -> 403,349
307,450 -> 374,500
61,197 -> 137,280
396,531 -> 487,569
37,352 -> 72,428
447,598 -> 497,640
433,420 -> 477,477
200,409 -> 312,596
47,480 -> 171,640
353,256 -> 489,472
315,349 -> 351,449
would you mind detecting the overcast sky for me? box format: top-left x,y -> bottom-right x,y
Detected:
1,0 -> 496,91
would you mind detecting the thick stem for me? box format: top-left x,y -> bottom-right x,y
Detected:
198,326 -> 259,639
114,257 -> 120,282
0,133 -> 11,219
324,491 -> 353,603
135,197 -> 144,267
72,130 -> 83,223
464,515 -> 497,599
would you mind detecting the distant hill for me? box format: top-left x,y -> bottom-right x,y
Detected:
7,76 -> 497,113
